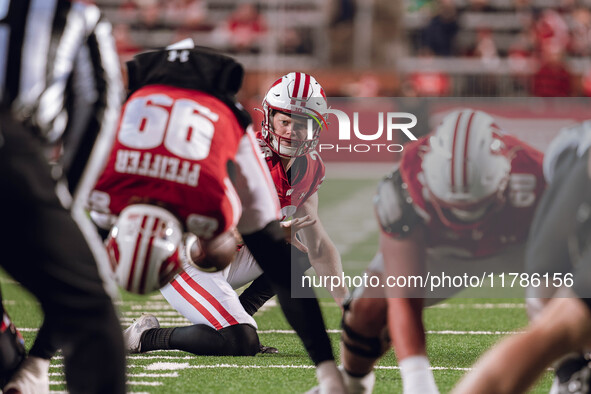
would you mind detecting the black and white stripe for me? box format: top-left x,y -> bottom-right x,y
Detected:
1,0 -> 123,192
2,0 -> 124,297
2,0 -> 122,148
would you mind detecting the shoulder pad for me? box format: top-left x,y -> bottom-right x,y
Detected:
127,47 -> 243,95
374,169 -> 423,238
126,47 -> 251,129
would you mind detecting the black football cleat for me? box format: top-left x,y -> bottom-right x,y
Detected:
258,344 -> 279,354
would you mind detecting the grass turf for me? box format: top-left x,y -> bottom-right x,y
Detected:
2,177 -> 555,393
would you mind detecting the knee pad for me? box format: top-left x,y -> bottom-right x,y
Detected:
341,312 -> 389,359
219,324 -> 260,356
0,313 -> 26,387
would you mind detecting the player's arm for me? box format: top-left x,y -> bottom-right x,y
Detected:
382,230 -> 428,360
235,130 -> 337,367
374,171 -> 429,360
295,191 -> 349,303
453,291 -> 591,394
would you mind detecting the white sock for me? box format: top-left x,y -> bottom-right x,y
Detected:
399,355 -> 439,394
338,365 -> 375,394
316,361 -> 345,394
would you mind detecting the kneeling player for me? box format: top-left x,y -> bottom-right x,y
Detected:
123,72 -> 348,357
337,109 -> 545,393
90,45 -> 345,390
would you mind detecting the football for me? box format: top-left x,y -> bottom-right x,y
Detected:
191,230 -> 237,273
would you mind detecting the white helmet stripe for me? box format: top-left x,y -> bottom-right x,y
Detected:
131,215 -> 156,293
110,204 -> 183,294
127,215 -> 148,291
301,73 -> 311,98
461,111 -> 477,192
139,218 -> 161,294
450,111 -> 463,192
451,110 -> 476,193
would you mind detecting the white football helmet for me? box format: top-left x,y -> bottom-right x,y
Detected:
261,72 -> 328,158
106,204 -> 184,294
422,109 -> 511,227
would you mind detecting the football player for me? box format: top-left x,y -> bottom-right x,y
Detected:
453,122 -> 591,394
124,72 -> 348,357
335,109 -> 546,393
89,44 -> 345,391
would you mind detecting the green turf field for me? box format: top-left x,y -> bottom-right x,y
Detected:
2,175 -> 554,393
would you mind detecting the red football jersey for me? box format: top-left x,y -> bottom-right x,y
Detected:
399,133 -> 545,258
91,84 -> 244,239
255,131 -> 325,220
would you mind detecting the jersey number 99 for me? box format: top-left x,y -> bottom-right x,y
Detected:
118,94 -> 219,161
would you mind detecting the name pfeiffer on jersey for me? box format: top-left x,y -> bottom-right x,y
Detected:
114,149 -> 200,186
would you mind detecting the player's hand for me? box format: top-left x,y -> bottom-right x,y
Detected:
232,228 -> 244,246
281,215 -> 316,253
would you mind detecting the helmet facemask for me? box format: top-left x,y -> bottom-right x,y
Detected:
262,106 -> 325,158
260,72 -> 328,158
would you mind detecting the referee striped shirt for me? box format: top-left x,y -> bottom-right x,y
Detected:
1,0 -> 123,191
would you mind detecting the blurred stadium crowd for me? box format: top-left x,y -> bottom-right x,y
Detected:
98,0 -> 591,97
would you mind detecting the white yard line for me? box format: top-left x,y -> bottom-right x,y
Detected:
130,373 -> 179,378
120,317 -> 192,325
315,302 -> 527,309
145,362 -> 473,372
430,303 -> 526,309
256,329 -> 520,335
115,300 -> 168,307
129,305 -> 176,311
24,325 -> 525,337
128,355 -> 214,360
127,381 -> 163,386
122,311 -> 183,316
427,330 -> 521,335
50,363 -> 141,369
27,302 -> 526,336
50,380 -> 162,387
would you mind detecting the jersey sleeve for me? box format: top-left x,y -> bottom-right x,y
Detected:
374,169 -> 424,238
126,47 -> 251,130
